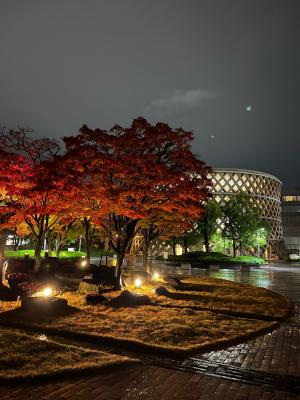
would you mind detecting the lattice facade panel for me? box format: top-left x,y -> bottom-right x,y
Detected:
209,169 -> 283,241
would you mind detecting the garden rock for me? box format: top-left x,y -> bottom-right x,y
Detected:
163,276 -> 181,289
155,286 -> 169,296
85,294 -> 107,305
109,290 -> 153,307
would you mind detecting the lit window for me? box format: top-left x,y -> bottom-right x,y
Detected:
283,196 -> 299,202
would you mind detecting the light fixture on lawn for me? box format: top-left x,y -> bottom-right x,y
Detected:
81,256 -> 87,267
134,278 -> 142,288
42,287 -> 53,297
153,272 -> 160,280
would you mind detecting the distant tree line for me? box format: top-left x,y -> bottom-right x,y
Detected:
167,193 -> 270,257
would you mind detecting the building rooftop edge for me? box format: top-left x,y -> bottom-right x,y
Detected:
211,168 -> 282,185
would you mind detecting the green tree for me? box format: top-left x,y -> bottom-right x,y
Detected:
240,220 -> 271,257
210,232 -> 231,253
222,193 -> 262,257
179,226 -> 202,254
197,200 -> 223,252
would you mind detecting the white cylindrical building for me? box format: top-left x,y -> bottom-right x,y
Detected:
209,168 -> 283,242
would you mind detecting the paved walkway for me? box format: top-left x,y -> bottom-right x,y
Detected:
1,263 -> 300,399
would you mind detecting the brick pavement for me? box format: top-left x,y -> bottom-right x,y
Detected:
198,266 -> 300,379
1,365 -> 300,400
199,310 -> 300,377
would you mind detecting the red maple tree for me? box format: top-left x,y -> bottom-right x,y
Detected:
64,117 -> 211,287
0,128 -> 72,271
0,129 -> 34,269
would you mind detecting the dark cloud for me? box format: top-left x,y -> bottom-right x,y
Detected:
0,0 -> 299,187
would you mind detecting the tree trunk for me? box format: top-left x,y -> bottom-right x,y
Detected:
15,239 -> 20,251
202,215 -> 210,253
115,251 -> 125,290
0,232 -> 7,275
47,236 -> 53,257
56,241 -> 64,258
143,241 -> 151,272
172,244 -> 176,256
203,229 -> 210,253
183,238 -> 188,254
34,237 -> 44,273
13,236 -> 20,252
142,232 -> 151,272
83,218 -> 91,267
233,240 -> 237,258
99,254 -> 103,267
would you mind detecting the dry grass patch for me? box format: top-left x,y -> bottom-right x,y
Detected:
151,277 -> 291,320
0,326 -> 135,381
0,291 -> 276,354
0,276 -> 290,355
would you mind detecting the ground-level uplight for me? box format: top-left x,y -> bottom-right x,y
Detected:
42,287 -> 53,297
153,272 -> 160,280
134,278 -> 142,288
38,334 -> 48,341
80,256 -> 87,267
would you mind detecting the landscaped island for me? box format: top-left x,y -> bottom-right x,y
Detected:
160,251 -> 265,266
0,275 -> 291,380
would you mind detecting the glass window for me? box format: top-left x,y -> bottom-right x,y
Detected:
283,196 -> 300,202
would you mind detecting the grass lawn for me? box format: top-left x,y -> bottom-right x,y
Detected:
5,247 -> 106,259
162,251 -> 265,265
0,326 -> 135,381
0,277 -> 291,356
5,249 -> 87,259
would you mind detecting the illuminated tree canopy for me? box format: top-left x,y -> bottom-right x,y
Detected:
0,118 -> 211,284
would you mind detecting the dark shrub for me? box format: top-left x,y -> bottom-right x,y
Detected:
7,273 -> 31,291
0,284 -> 17,301
5,259 -> 34,276
43,257 -> 87,275
17,281 -> 45,297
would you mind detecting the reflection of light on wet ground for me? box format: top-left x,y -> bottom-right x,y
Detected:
151,263 -> 300,302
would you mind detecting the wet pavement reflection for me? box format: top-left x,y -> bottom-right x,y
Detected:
182,263 -> 300,379
153,262 -> 300,303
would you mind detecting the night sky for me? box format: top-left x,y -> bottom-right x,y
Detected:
1,0 -> 299,187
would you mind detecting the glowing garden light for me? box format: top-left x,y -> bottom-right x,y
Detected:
134,278 -> 142,288
42,287 -> 53,297
80,255 -> 87,267
153,272 -> 160,280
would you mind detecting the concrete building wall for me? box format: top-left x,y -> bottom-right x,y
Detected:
282,189 -> 300,254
